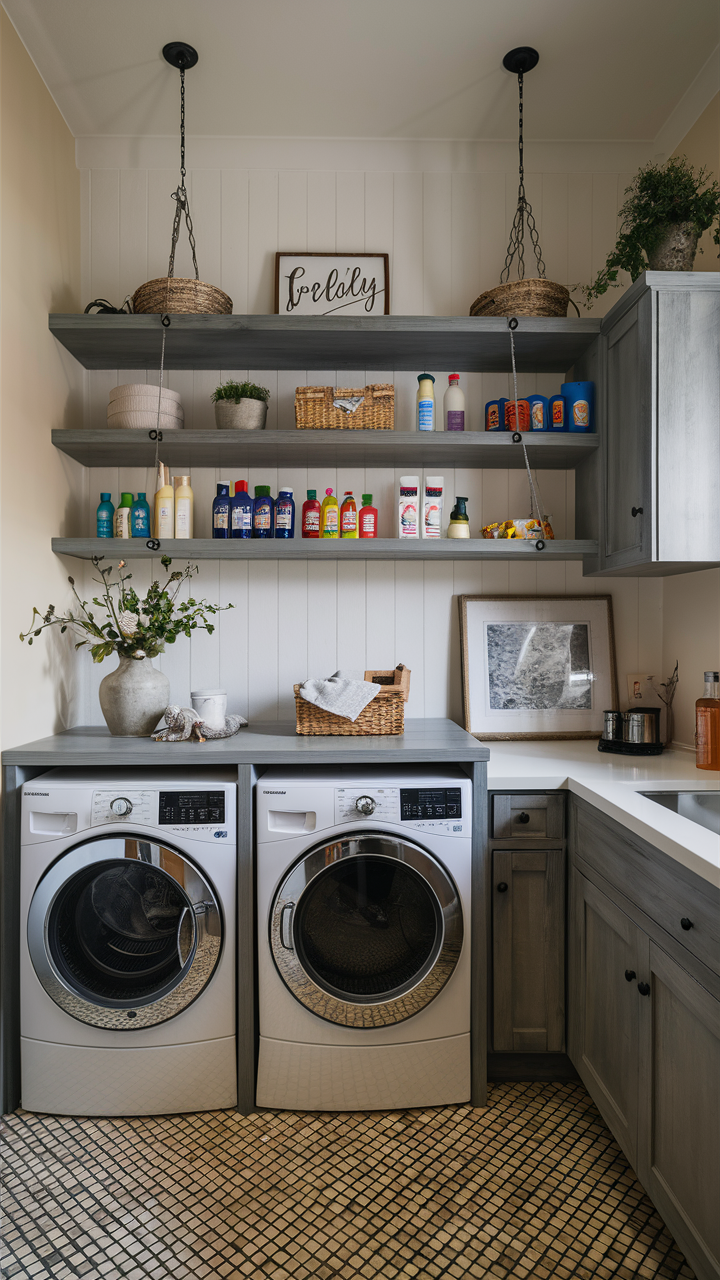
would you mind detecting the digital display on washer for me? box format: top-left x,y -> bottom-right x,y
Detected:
400,788 -> 462,821
159,791 -> 225,825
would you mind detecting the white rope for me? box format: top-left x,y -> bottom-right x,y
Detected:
508,321 -> 546,527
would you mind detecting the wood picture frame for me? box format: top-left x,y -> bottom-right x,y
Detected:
274,252 -> 390,316
458,595 -> 618,740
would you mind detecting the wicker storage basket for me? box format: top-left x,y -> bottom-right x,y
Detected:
132,277 -> 233,315
295,384 -> 394,430
470,278 -> 569,318
294,684 -> 405,736
365,664 -> 411,701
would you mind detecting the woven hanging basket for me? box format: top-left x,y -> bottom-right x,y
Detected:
470,278 -> 570,318
132,277 -> 233,315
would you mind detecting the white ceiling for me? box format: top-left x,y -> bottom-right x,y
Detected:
3,0 -> 719,141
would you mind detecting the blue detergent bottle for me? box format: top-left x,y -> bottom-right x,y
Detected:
230,480 -> 253,538
130,492 -> 151,537
212,482 -> 231,539
275,487 -> 295,538
96,493 -> 114,538
253,485 -> 274,538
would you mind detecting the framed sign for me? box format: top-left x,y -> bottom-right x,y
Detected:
459,595 -> 617,740
275,253 -> 389,316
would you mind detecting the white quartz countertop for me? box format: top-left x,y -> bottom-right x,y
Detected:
483,739 -> 720,888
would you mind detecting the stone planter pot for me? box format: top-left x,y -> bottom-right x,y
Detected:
98,656 -> 170,736
646,222 -> 700,272
214,398 -> 268,430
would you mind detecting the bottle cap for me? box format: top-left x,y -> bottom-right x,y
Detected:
138,492 -> 146,499
174,475 -> 191,488
325,488 -> 334,496
235,480 -> 248,493
343,491 -> 353,497
705,671 -> 720,681
449,374 -> 460,382
307,490 -> 317,499
362,494 -> 372,504
255,485 -> 270,497
100,493 -> 111,501
278,488 -> 293,496
120,492 -> 133,504
426,476 -> 444,488
417,373 -> 435,383
217,482 -> 230,496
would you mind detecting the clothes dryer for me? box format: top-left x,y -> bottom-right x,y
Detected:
20,769 -> 237,1116
256,767 -> 472,1111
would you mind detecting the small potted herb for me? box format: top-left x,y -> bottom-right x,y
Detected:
577,157 -> 720,307
212,380 -> 270,430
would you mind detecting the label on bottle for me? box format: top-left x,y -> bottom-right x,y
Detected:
232,506 -> 251,531
424,501 -> 442,537
214,507 -> 229,530
359,511 -> 376,536
131,508 -> 149,537
573,399 -> 590,427
695,706 -> 719,768
505,400 -> 530,431
446,410 -> 464,431
399,499 -> 418,537
552,399 -> 565,427
531,401 -> 545,430
276,502 -> 293,529
176,498 -> 192,538
322,508 -> 338,534
341,507 -> 357,533
486,403 -> 500,431
254,505 -> 270,531
114,509 -> 130,538
97,515 -> 113,538
418,398 -> 434,431
303,510 -> 320,534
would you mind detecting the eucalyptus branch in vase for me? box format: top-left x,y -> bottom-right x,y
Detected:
652,661 -> 679,747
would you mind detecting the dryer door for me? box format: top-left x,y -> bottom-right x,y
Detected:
27,834 -> 222,1030
269,832 -> 463,1027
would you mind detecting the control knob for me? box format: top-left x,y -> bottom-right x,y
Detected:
355,795 -> 377,816
110,796 -> 133,817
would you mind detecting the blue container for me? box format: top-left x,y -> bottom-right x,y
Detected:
562,381 -> 595,433
527,394 -> 548,432
130,492 -> 151,538
253,486 -> 275,538
485,398 -> 507,432
230,481 -> 253,538
96,492 -> 114,538
212,482 -> 231,539
548,395 -> 568,431
275,488 -> 295,539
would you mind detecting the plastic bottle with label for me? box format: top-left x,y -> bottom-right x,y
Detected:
422,476 -> 444,538
340,492 -> 358,538
359,494 -> 378,538
114,492 -> 133,539
230,480 -> 253,538
174,477 -> 194,538
302,490 -> 321,538
154,466 -> 174,539
447,496 -> 470,538
96,493 -> 115,538
416,374 -> 436,431
696,670 -> 720,770
321,488 -> 339,538
131,492 -> 151,538
398,476 -> 420,538
275,488 -> 295,539
443,375 -> 465,431
212,482 -> 231,539
253,486 -> 275,538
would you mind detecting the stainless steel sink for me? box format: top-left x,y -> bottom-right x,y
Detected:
641,791 -> 720,836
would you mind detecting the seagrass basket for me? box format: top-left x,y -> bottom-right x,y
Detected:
294,684 -> 405,735
470,278 -> 570,318
132,277 -> 233,315
295,384 -> 394,430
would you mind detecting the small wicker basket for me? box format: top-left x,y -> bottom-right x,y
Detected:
470,278 -> 570,318
294,666 -> 410,736
295,384 -> 394,430
132,277 -> 233,315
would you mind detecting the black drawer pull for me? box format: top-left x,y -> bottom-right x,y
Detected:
497,882 -> 508,893
680,917 -> 694,931
637,982 -> 651,996
631,506 -> 643,517
516,812 -> 531,824
624,969 -> 636,982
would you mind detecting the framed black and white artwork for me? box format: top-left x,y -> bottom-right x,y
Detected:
459,595 -> 618,739
274,253 -> 390,316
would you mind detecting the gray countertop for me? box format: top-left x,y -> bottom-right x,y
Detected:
1,719 -> 489,768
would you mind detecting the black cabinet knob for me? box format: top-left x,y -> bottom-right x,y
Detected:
497,882 -> 508,893
624,969 -> 636,982
516,812 -> 530,824
631,506 -> 644,517
637,982 -> 651,996
680,917 -> 694,931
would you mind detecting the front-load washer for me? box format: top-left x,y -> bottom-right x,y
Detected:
256,766 -> 472,1111
20,768 -> 237,1116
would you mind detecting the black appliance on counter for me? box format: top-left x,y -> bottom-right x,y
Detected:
598,708 -> 664,756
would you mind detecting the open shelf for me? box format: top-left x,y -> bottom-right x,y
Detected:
49,313 -> 601,373
52,537 -> 598,562
52,429 -> 598,471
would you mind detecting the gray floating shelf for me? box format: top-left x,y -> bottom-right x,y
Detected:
49,313 -> 601,373
53,537 -> 598,562
52,429 -> 598,471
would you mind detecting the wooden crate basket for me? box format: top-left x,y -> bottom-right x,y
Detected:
295,383 -> 394,430
294,673 -> 409,736
365,664 -> 411,701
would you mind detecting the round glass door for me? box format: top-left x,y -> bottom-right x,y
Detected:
270,833 -> 463,1028
28,835 -> 222,1030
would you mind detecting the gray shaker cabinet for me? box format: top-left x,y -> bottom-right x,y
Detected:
492,848 -> 565,1053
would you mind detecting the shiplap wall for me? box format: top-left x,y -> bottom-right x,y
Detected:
73,137 -> 664,725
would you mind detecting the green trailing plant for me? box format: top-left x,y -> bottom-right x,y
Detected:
211,380 -> 270,404
20,557 -> 232,663
577,157 -> 720,307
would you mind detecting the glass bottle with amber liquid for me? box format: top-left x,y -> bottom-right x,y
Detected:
695,670 -> 720,770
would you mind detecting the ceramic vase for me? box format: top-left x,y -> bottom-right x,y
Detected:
214,398 -> 267,430
98,656 -> 170,736
646,222 -> 700,272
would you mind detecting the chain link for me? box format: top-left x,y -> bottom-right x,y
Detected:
167,66 -> 199,281
500,69 -> 546,284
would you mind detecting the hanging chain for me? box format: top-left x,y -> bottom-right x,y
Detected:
500,69 -> 546,284
167,65 -> 199,280
508,320 -> 547,527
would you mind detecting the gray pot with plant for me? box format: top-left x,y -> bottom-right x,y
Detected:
212,380 -> 270,429
577,157 -> 720,307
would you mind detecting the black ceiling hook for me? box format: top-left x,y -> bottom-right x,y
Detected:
162,42 -> 199,71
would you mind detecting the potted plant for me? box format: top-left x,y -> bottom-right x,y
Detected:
212,379 -> 270,430
20,557 -> 232,736
577,157 -> 720,307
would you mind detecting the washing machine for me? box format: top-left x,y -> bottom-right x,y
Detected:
20,768 -> 237,1116
256,766 -> 472,1111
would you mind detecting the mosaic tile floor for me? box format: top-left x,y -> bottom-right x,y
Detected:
0,1082 -> 695,1280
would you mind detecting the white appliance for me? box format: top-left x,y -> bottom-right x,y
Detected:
256,766 -> 472,1111
20,768 -> 237,1117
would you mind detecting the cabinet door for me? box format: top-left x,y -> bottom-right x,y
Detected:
568,868 -> 643,1167
638,943 -> 720,1280
604,291 -> 652,568
492,849 -> 565,1053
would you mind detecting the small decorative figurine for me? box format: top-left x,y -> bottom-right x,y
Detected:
152,705 -> 247,743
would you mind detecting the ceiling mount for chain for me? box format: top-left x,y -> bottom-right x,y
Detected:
162,41 -> 200,282
500,46 -> 546,285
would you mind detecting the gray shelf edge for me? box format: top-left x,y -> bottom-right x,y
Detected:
52,537 -> 599,562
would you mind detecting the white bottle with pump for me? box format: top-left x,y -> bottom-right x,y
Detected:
422,476 -> 444,538
398,476 -> 420,538
444,374 -> 465,431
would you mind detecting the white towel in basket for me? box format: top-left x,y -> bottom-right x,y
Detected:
298,669 -> 380,722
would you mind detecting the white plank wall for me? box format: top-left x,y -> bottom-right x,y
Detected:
74,143 -> 663,726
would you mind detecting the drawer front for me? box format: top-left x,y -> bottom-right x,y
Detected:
493,793 -> 565,840
571,799 -> 720,978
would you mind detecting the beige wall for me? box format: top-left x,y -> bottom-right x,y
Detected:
1,10 -> 84,751
672,92 -> 720,273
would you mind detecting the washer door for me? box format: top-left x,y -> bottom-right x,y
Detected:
270,832 -> 463,1028
28,834 -> 222,1030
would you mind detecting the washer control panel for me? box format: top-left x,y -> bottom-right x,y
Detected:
335,787 -> 400,825
159,791 -> 225,826
333,785 -> 465,834
92,790 -> 153,825
400,788 -> 462,821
